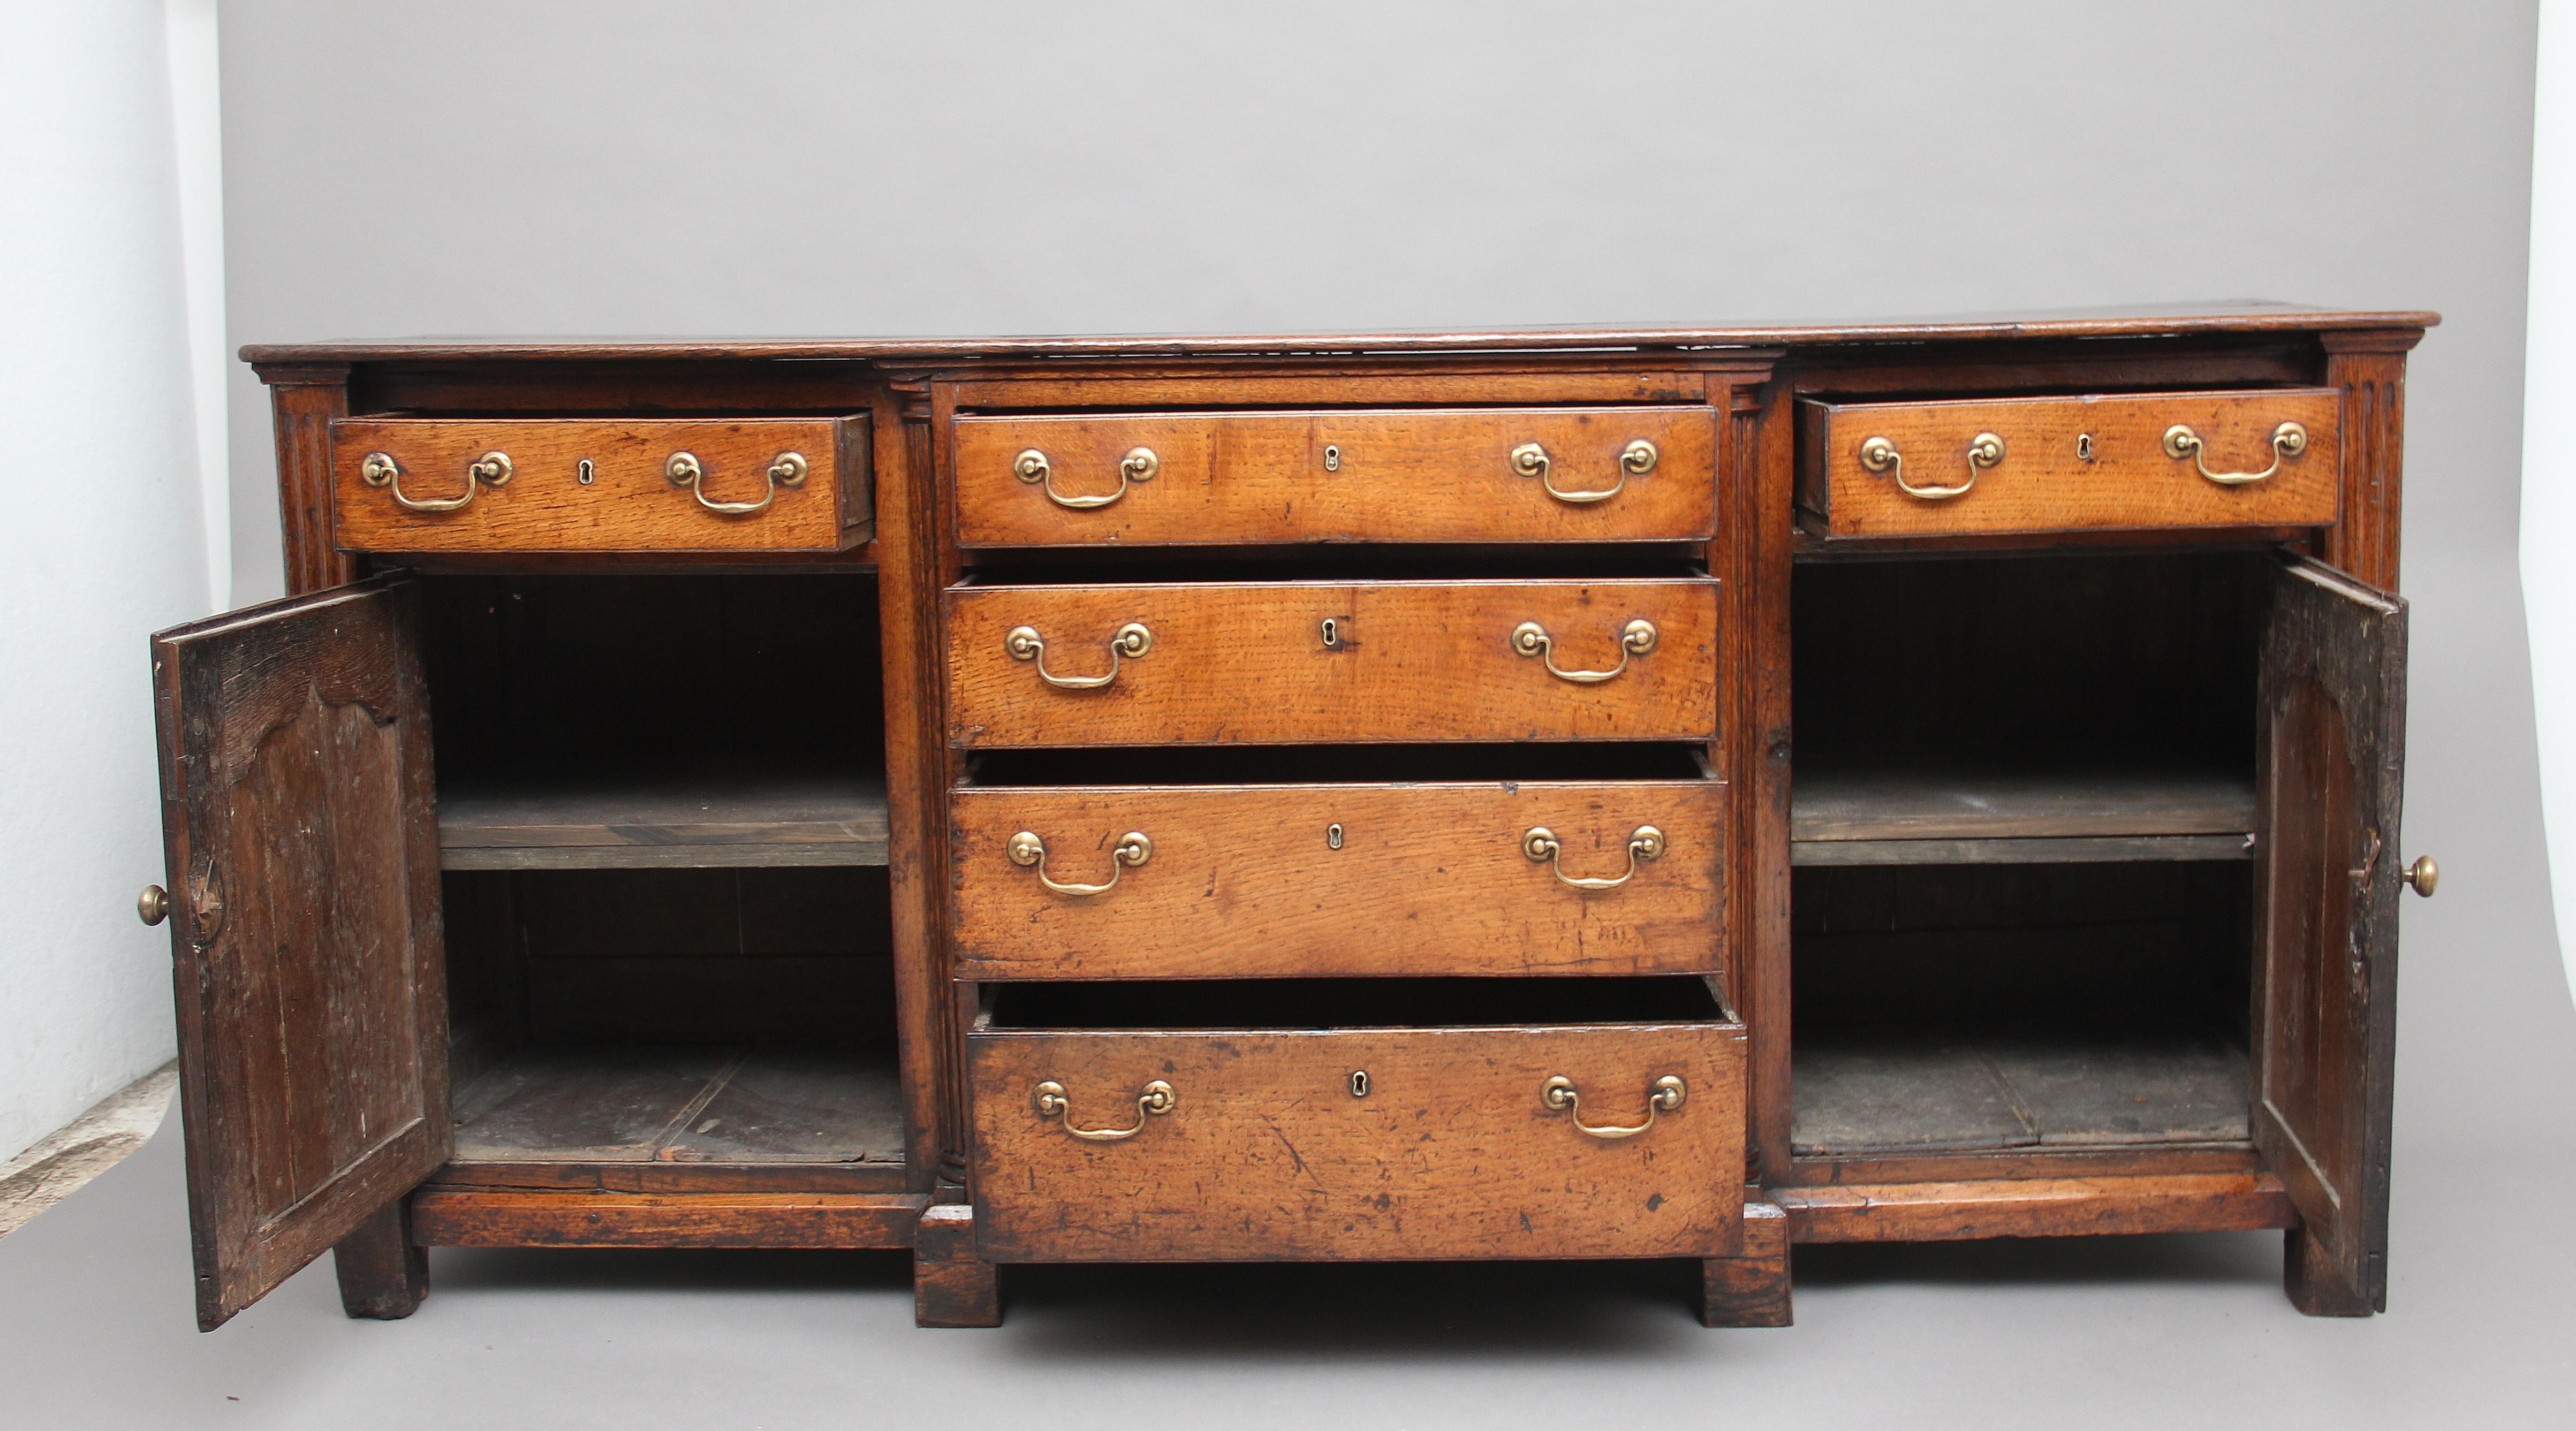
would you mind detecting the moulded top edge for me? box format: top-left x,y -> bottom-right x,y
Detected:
238,305 -> 2441,368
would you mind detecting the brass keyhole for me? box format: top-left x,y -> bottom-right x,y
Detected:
1324,444 -> 1342,472
2075,433 -> 2095,462
1327,823 -> 1344,850
1321,618 -> 1341,648
578,458 -> 596,485
1348,1070 -> 1370,1098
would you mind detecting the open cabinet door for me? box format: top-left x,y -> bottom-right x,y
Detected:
150,575 -> 450,1330
2252,554 -> 2407,1315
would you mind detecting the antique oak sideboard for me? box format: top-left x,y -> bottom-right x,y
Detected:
139,307 -> 2436,1331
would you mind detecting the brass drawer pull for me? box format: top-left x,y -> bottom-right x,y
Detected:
1034,1078 -> 1176,1141
1542,1075 -> 1685,1140
1006,621 -> 1153,689
1016,446 -> 1157,509
1008,829 -> 1151,896
1524,824 -> 1665,890
2162,421 -> 2306,486
665,450 -> 806,514
360,450 -> 510,513
1857,431 -> 2001,501
1511,618 -> 1657,684
1509,438 -> 1657,505
2405,855 -> 2439,897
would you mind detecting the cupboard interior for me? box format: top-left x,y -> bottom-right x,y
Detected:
419,574 -> 903,1182
1790,551 -> 2260,864
1789,551 -> 2262,1158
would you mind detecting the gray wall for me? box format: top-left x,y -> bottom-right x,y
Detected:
216,0 -> 2564,1172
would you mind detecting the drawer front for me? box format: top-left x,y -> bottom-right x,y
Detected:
945,579 -> 1721,747
331,417 -> 871,553
969,1021 -> 1746,1261
951,780 -> 1724,979
1800,389 -> 2341,537
953,406 -> 1717,546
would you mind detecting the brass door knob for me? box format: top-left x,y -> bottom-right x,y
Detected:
2404,856 -> 2439,897
138,885 -> 169,925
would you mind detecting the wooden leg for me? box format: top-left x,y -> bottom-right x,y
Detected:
913,1204 -> 1001,1328
1696,1200 -> 1792,1327
332,1200 -> 429,1321
2283,1225 -> 2374,1316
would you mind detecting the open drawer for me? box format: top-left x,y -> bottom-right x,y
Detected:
1798,389 -> 2340,538
967,977 -> 1747,1262
330,416 -> 872,553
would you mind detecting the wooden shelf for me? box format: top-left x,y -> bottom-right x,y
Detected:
1790,767 -> 2255,866
438,772 -> 889,870
447,1044 -> 906,1169
1790,1026 -> 2251,1158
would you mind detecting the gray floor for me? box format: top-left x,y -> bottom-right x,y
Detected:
0,1099 -> 2567,1430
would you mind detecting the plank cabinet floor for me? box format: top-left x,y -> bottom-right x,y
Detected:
140,306 -> 2433,1331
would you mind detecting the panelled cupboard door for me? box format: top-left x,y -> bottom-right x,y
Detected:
151,576 -> 450,1330
2252,555 -> 2407,1314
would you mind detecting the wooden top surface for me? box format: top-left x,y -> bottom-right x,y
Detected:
241,302 -> 2438,366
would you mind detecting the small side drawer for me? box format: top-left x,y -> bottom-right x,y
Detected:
330,417 -> 872,553
944,577 -> 1721,747
952,406 -> 1717,545
950,772 -> 1724,979
967,978 -> 1747,1262
1799,389 -> 2340,538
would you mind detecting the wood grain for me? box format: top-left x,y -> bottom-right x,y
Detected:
946,578 -> 1721,747
152,576 -> 450,1330
437,772 -> 890,870
1776,1171 -> 2295,1242
968,1017 -> 1745,1262
2253,556 -> 2407,1314
952,406 -> 1716,546
259,366 -> 357,595
1791,834 -> 2253,866
1792,767 -> 2256,842
1801,389 -> 2341,537
407,1189 -> 927,1248
950,779 -> 1723,979
236,304 -> 2442,366
332,1202 -> 428,1320
1697,1199 -> 1790,1327
330,417 -> 870,553
913,1204 -> 1003,1327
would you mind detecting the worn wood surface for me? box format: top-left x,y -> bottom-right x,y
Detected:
1801,389 -> 2342,537
946,579 -> 1721,747
331,417 -> 870,553
953,406 -> 1716,546
1792,834 -> 2253,866
1777,1171 -> 2296,1243
407,1189 -> 927,1248
332,1201 -> 429,1320
259,366 -> 359,595
201,313 -> 2428,1322
238,304 -> 2442,366
2318,331 -> 2425,590
1792,767 -> 2256,842
445,1046 -> 907,1168
914,1204 -> 1002,1326
950,778 -> 1723,979
876,382 -> 957,1191
2253,556 -> 2407,1314
437,772 -> 890,869
969,1014 -> 1745,1262
1790,1027 -> 2251,1156
152,576 -> 450,1330
1697,1199 -> 1791,1327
